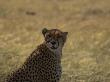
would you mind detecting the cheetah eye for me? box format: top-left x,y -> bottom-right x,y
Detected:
46,34 -> 51,38
58,35 -> 63,38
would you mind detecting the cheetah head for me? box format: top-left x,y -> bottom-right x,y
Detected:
42,28 -> 68,50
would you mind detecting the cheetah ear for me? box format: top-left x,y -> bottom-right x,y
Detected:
63,32 -> 68,36
42,28 -> 48,36
63,32 -> 68,41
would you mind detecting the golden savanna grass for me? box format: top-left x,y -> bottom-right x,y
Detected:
0,0 -> 110,82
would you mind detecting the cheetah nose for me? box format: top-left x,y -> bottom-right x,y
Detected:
51,41 -> 56,45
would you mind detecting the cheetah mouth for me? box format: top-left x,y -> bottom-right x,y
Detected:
51,42 -> 59,49
51,46 -> 58,49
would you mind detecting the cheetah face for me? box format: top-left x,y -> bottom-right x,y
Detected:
42,28 -> 68,50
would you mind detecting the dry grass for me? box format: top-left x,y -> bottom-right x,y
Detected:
0,0 -> 110,82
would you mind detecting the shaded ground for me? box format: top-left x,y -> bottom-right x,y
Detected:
0,0 -> 110,82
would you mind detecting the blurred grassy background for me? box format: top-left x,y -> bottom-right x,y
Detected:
0,0 -> 110,82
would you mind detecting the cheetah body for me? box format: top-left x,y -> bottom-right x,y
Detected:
6,44 -> 61,82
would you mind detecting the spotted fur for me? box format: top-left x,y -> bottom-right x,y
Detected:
6,28 -> 68,82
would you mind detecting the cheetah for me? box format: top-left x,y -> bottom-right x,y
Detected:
6,28 -> 68,82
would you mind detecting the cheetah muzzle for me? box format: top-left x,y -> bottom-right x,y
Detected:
6,28 -> 68,82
